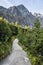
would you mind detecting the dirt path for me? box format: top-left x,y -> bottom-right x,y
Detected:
0,39 -> 31,65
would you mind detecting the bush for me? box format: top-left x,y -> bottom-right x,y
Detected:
18,19 -> 43,65
0,17 -> 12,60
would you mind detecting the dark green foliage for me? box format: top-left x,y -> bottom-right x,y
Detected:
18,19 -> 43,65
9,22 -> 18,35
0,17 -> 12,60
34,18 -> 40,29
0,18 -> 12,42
0,17 -> 43,65
0,17 -> 18,60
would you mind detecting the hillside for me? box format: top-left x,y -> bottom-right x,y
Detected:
0,17 -> 43,65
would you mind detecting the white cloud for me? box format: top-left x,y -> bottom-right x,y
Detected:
3,0 -> 13,7
4,0 -> 12,5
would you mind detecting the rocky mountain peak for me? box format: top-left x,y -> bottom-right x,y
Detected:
17,4 -> 30,17
0,4 -> 43,27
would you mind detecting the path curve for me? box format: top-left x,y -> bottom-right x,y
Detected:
0,39 -> 31,65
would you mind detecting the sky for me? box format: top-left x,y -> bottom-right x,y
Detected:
0,0 -> 43,14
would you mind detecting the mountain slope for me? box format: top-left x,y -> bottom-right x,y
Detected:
17,4 -> 35,26
0,5 -> 43,27
33,13 -> 43,26
17,4 -> 30,17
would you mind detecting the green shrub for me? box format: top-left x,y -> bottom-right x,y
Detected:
0,17 -> 12,60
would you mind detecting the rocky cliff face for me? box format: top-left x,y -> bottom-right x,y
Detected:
0,4 -> 43,27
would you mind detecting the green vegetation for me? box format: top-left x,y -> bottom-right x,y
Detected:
0,17 -> 12,60
0,17 -> 18,60
0,17 -> 43,65
18,19 -> 43,65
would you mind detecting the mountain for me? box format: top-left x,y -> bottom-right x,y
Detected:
0,6 -> 7,13
0,4 -> 43,27
33,13 -> 43,26
17,5 -> 35,26
17,4 -> 30,17
7,6 -> 22,16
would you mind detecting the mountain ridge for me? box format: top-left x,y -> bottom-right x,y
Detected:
0,4 -> 43,27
